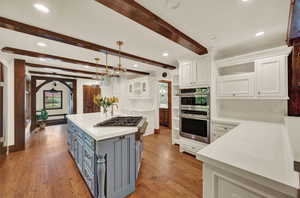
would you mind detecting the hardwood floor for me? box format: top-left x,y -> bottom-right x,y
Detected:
0,125 -> 203,198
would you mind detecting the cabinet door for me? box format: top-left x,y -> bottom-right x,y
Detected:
195,56 -> 211,86
217,74 -> 255,97
128,81 -> 134,97
256,57 -> 285,97
76,137 -> 84,172
179,62 -> 192,87
141,79 -> 149,97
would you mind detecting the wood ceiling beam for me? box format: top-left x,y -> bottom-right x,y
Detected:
28,71 -> 95,80
0,16 -> 176,70
26,62 -> 119,77
95,0 -> 208,55
2,47 -> 150,75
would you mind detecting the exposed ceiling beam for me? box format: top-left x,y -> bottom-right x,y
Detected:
2,47 -> 150,75
95,0 -> 208,55
0,16 -> 176,70
26,62 -> 119,77
29,71 -> 94,80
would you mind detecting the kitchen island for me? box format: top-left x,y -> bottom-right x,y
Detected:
67,113 -> 145,198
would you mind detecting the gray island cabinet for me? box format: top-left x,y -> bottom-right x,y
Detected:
67,113 -> 143,198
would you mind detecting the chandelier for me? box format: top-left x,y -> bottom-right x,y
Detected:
114,41 -> 127,75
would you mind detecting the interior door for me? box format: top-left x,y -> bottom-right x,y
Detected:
83,85 -> 101,113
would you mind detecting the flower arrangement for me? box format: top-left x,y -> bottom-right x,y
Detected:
93,95 -> 119,116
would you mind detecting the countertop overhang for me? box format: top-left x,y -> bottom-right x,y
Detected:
197,118 -> 300,192
67,112 -> 143,141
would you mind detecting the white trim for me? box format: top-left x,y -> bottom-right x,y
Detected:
216,46 -> 293,68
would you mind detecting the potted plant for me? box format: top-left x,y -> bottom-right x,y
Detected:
93,95 -> 119,117
36,108 -> 48,131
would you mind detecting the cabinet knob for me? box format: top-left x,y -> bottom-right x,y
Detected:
258,91 -> 261,95
233,93 -> 236,96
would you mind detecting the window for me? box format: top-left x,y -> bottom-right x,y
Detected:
159,82 -> 168,108
43,90 -> 63,110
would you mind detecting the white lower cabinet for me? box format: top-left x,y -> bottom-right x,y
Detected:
203,164 -> 296,198
179,137 -> 207,156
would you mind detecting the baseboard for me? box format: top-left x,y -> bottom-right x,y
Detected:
0,145 -> 16,155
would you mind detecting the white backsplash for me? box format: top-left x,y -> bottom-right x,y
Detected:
217,100 -> 287,123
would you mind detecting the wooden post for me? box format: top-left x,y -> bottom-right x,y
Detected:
30,77 -> 37,132
14,59 -> 26,151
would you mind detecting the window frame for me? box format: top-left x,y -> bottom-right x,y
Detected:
43,90 -> 63,110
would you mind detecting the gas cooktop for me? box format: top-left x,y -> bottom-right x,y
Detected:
95,116 -> 143,127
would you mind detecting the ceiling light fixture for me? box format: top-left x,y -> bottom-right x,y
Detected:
84,66 -> 90,69
163,52 -> 169,57
37,42 -> 47,47
255,31 -> 265,37
114,41 -> 127,75
241,0 -> 249,2
134,64 -> 138,67
39,58 -> 47,62
34,3 -> 50,13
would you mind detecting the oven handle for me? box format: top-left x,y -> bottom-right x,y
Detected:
181,114 -> 209,121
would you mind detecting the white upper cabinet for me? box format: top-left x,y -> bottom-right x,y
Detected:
217,73 -> 255,97
127,76 -> 150,99
255,56 -> 287,98
216,46 -> 292,100
179,55 -> 211,88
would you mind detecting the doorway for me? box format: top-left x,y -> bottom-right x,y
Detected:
83,85 -> 101,113
159,80 -> 172,129
30,76 -> 77,132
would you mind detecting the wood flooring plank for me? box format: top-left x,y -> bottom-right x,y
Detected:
0,125 -> 202,198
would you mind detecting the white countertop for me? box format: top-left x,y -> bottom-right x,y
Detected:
67,112 -> 140,141
197,118 -> 300,190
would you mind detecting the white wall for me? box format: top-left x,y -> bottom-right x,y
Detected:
36,81 -> 71,119
0,54 -> 14,147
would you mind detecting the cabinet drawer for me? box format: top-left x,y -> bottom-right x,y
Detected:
83,145 -> 95,172
83,162 -> 95,197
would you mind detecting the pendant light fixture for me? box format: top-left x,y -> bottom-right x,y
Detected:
94,58 -> 105,85
114,41 -> 127,75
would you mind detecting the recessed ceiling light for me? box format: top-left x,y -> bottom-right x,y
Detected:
163,52 -> 169,57
37,42 -> 47,47
39,58 -> 46,62
84,66 -> 90,69
34,3 -> 50,13
241,0 -> 249,2
134,64 -> 138,67
255,31 -> 265,37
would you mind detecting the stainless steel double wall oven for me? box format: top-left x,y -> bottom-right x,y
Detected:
178,88 -> 210,144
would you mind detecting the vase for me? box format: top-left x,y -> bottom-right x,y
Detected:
103,106 -> 108,118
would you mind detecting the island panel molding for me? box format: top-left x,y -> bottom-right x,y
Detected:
0,16 -> 176,70
2,47 -> 150,75
95,0 -> 208,55
26,62 -> 114,77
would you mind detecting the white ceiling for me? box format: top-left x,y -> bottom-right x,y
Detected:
0,0 -> 291,76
